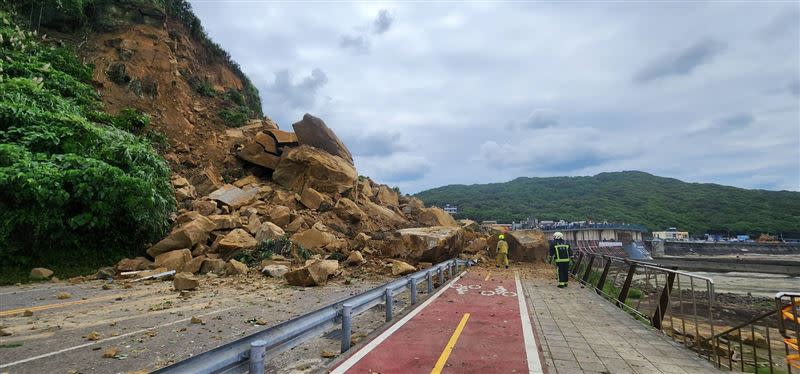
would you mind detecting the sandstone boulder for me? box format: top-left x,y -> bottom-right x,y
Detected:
268,129 -> 298,145
505,230 -> 548,262
146,216 -> 216,257
291,227 -> 336,249
395,226 -> 465,263
200,258 -> 226,274
116,257 -> 153,272
344,251 -> 365,266
173,272 -> 199,291
225,259 -> 249,275
334,198 -> 366,223
286,216 -> 306,232
233,175 -> 261,188
463,237 -> 488,254
374,185 -> 400,207
299,187 -> 331,210
238,137 -> 280,169
244,214 -> 261,234
291,114 -> 354,165
154,249 -> 192,272
208,214 -> 241,230
185,255 -> 206,274
191,200 -> 217,216
255,221 -> 285,242
30,268 -> 54,280
284,259 -> 339,286
272,145 -> 357,194
401,197 -> 425,216
208,184 -> 258,209
190,167 -> 224,196
391,260 -> 416,276
217,229 -> 257,259
261,264 -> 290,278
267,205 -> 291,228
417,207 -> 458,227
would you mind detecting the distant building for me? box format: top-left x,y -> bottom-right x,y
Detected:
442,204 -> 458,215
653,228 -> 689,241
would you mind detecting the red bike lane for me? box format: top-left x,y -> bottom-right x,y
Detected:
331,269 -> 544,374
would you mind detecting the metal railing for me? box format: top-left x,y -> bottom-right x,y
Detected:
153,258 -> 472,374
569,253 -> 717,355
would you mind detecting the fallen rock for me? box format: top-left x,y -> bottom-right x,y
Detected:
200,258 -> 226,274
321,350 -> 337,358
190,167 -> 224,196
299,187 -> 331,210
391,260 -> 416,276
284,259 -> 339,286
286,216 -> 306,232
267,205 -> 292,228
233,175 -> 261,188
417,207 -> 458,227
291,227 -> 336,249
334,198 -> 366,223
505,230 -> 548,262
117,257 -> 153,272
154,249 -> 192,272
268,129 -> 299,145
57,292 -> 72,299
355,232 -> 371,244
291,113 -> 354,165
208,214 -> 241,230
244,214 -> 261,234
93,267 -> 117,279
185,255 -> 206,274
261,264 -> 290,278
272,145 -> 357,194
463,237 -> 488,254
146,216 -> 216,257
190,316 -> 204,324
217,229 -> 257,259
23,310 -> 33,317
459,219 -> 479,231
255,221 -> 286,242
30,268 -> 54,280
344,251 -> 365,266
87,331 -> 101,341
225,259 -> 249,275
191,200 -> 218,216
173,272 -> 200,290
374,185 -> 400,207
238,140 -> 280,169
395,226 -> 465,263
102,346 -> 119,358
208,184 -> 258,209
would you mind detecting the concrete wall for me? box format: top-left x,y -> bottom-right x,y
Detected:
652,241 -> 800,256
651,257 -> 800,276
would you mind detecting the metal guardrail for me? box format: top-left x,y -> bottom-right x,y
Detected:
569,252 -> 717,356
153,258 -> 473,374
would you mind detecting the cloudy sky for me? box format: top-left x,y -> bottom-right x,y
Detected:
191,1 -> 800,193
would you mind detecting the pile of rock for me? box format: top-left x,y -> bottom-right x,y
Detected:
112,114 -> 467,289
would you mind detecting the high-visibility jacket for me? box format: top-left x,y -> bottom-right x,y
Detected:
549,240 -> 572,263
496,240 -> 508,254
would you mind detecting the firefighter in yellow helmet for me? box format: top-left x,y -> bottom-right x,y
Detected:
548,231 -> 573,288
496,233 -> 509,269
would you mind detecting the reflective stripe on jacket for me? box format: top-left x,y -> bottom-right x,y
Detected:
497,240 -> 509,254
554,244 -> 571,263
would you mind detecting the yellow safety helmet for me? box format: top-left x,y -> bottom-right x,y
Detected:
553,232 -> 564,240
498,234 -> 505,240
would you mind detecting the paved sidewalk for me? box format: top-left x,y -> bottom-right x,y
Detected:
522,272 -> 720,374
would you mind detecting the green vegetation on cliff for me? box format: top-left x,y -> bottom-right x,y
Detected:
415,171 -> 800,235
0,8 -> 174,280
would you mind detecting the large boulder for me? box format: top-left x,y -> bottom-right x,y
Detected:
208,184 -> 258,210
30,268 -> 54,280
284,259 -> 339,286
225,259 -> 249,275
255,221 -> 286,242
262,264 -> 290,278
344,251 -> 366,266
146,216 -> 216,257
266,205 -> 292,228
333,197 -> 366,223
390,260 -> 416,276
272,145 -> 357,194
463,237 -> 488,254
374,185 -> 400,207
298,187 -> 331,210
200,258 -> 226,274
173,272 -> 199,291
394,226 -> 465,263
291,226 -> 336,249
208,214 -> 241,230
217,229 -> 257,259
190,166 -> 224,196
505,230 -> 548,262
154,249 -> 192,272
117,257 -> 153,272
417,207 -> 458,227
292,114 -> 354,165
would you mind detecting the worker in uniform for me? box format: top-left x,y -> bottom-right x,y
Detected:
549,232 -> 572,288
496,234 -> 509,269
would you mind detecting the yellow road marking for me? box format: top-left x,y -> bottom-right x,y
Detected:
0,290 -> 157,317
431,313 -> 470,374
484,273 -> 491,281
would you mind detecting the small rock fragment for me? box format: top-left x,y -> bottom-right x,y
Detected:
321,350 -> 336,358
57,292 -> 72,299
23,310 -> 33,317
87,331 -> 101,341
190,316 -> 204,324
102,346 -> 119,358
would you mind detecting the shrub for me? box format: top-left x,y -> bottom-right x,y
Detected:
219,105 -> 251,127
0,10 -> 174,279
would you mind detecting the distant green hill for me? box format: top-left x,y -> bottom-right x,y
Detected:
414,171 -> 800,235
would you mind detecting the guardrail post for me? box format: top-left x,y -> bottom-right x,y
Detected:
448,263 -> 453,279
248,339 -> 266,374
617,262 -> 636,307
570,252 -> 584,276
341,304 -> 352,353
426,271 -> 433,293
651,270 -> 676,329
384,288 -> 393,322
409,278 -> 418,304
581,254 -> 595,283
439,267 -> 445,287
596,257 -> 611,295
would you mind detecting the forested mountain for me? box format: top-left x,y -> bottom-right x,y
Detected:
415,171 -> 800,235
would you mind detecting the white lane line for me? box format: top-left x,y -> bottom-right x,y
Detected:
331,271 -> 468,374
0,306 -> 237,368
515,272 -> 544,374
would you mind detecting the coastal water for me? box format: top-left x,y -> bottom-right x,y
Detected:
690,271 -> 799,297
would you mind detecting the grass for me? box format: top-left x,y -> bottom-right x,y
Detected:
0,343 -> 23,348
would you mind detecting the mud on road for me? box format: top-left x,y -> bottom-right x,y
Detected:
0,274 -> 387,374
